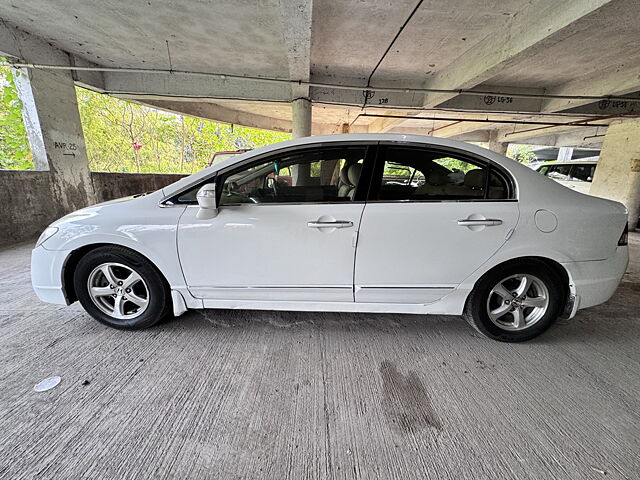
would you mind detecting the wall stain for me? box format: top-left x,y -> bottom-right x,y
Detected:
380,360 -> 442,434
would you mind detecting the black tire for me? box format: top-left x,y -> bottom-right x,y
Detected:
463,260 -> 565,342
74,245 -> 170,330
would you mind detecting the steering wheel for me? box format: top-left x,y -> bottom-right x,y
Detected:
225,181 -> 261,204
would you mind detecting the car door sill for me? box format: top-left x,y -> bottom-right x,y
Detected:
201,298 -> 434,314
189,285 -> 353,302
355,285 -> 456,304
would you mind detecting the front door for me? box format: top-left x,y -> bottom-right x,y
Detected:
177,145 -> 372,302
355,144 -> 519,304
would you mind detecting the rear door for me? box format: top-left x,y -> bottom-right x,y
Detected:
354,144 -> 519,304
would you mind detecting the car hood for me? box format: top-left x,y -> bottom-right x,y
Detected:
49,191 -> 163,228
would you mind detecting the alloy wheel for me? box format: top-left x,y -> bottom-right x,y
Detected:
87,262 -> 149,320
486,274 -> 550,331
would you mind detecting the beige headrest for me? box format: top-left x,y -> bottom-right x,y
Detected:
339,164 -> 351,185
348,163 -> 363,185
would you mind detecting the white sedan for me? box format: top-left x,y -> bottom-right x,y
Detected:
31,134 -> 629,342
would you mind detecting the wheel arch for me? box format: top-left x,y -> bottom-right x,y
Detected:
62,243 -> 171,305
468,255 -> 571,312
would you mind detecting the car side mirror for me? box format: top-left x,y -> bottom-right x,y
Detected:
196,183 -> 219,219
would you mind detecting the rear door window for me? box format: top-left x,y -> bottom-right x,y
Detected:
370,146 -> 511,201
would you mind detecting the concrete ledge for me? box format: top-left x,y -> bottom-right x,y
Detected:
0,170 -> 58,246
91,172 -> 186,203
0,170 -> 187,246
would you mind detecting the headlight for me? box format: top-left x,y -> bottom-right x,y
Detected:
36,226 -> 59,247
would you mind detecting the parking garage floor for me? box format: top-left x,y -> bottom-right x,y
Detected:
1,234 -> 639,480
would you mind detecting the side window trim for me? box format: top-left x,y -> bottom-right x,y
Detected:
367,143 -> 515,203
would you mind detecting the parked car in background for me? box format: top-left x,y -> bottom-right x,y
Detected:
533,160 -> 597,194
32,134 -> 629,342
533,159 -> 639,229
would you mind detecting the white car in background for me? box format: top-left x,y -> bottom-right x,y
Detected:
31,134 -> 629,342
533,160 -> 597,194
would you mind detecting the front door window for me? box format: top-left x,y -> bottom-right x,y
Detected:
219,146 -> 367,205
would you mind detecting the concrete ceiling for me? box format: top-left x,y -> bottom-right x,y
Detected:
1,0 -> 639,146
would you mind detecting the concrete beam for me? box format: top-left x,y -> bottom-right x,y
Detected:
428,121 -> 493,139
0,19 -> 69,65
495,124 -> 606,148
103,71 -> 291,103
0,19 -> 104,88
280,0 -> 313,99
540,66 -> 640,113
422,0 -> 615,108
310,86 -> 423,109
366,111 -> 411,133
133,99 -> 293,133
446,130 -> 491,143
436,86 -> 544,114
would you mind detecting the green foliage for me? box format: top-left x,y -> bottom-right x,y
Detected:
76,88 -> 290,173
0,64 -> 290,173
0,65 -> 32,169
436,157 -> 477,172
507,144 -> 537,164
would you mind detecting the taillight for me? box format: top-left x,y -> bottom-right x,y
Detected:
618,223 -> 628,246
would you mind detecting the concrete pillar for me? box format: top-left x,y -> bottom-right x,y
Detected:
292,98 -> 312,138
15,67 -> 94,213
291,98 -> 312,186
488,131 -> 509,156
556,146 -> 574,162
590,119 -> 640,230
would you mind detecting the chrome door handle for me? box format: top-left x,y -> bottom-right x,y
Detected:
457,219 -> 503,226
307,220 -> 354,229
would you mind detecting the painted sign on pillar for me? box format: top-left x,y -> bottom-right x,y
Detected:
54,141 -> 78,157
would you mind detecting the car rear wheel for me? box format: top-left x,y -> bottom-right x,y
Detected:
463,261 -> 565,342
74,246 -> 170,330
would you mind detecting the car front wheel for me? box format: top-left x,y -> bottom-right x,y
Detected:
463,261 -> 565,342
74,246 -> 170,329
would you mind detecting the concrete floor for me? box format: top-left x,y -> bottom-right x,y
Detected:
1,235 -> 639,480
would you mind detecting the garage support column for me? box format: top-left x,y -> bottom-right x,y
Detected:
488,131 -> 509,156
292,98 -> 312,138
590,119 -> 640,230
14,67 -> 94,213
291,98 -> 312,186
